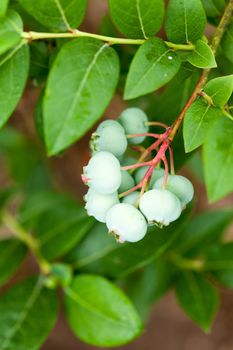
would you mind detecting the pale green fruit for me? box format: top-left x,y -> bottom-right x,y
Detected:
153,175 -> 194,207
118,107 -> 148,144
85,188 -> 119,223
83,151 -> 121,194
139,189 -> 182,226
106,203 -> 147,243
90,120 -> 127,157
118,170 -> 135,193
122,191 -> 140,207
134,166 -> 165,188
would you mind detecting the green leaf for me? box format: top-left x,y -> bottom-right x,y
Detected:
204,75 -> 233,107
44,38 -> 119,155
19,191 -> 94,260
124,38 -> 181,100
165,0 -> 206,44
0,127 -> 50,190
205,243 -> 233,288
17,0 -> 87,32
67,208 -> 191,278
183,98 -> 221,152
176,272 -> 219,332
0,0 -> 8,18
221,20 -> 233,64
172,209 -> 233,256
29,41 -> 49,83
64,274 -> 143,346
125,261 -> 175,321
0,239 -> 27,286
204,118 -> 233,201
187,152 -> 204,182
187,40 -> 216,68
0,42 -> 29,128
0,10 -> 23,55
0,276 -> 58,350
201,0 -> 221,18
108,0 -> 164,39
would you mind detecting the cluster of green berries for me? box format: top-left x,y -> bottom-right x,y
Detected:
82,108 -> 194,243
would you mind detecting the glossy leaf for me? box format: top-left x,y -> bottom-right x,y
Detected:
176,272 -> 219,332
172,209 -> 233,256
44,38 -> 119,155
0,43 -> 29,128
187,40 -> 216,68
165,0 -> 206,44
204,75 -> 233,107
0,239 -> 27,286
124,38 -> 181,100
205,243 -> 233,288
108,0 -> 164,39
201,0 -> 222,18
0,276 -> 58,350
183,98 -> 221,152
0,0 -> 8,18
29,41 -> 49,83
67,208 -> 191,278
19,191 -> 94,260
0,10 -> 23,55
221,20 -> 233,64
17,0 -> 88,32
64,274 -> 143,346
204,118 -> 233,201
0,127 -> 50,190
125,261 -> 175,320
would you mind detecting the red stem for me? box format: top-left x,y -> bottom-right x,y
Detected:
127,133 -> 160,139
168,146 -> 175,175
121,161 -> 152,171
162,156 -> 169,189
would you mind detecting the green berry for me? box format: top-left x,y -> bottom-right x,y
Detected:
134,166 -> 165,188
83,151 -> 121,194
153,175 -> 194,207
139,189 -> 182,226
118,107 -> 149,144
118,170 -> 135,193
122,191 -> 140,206
90,120 -> 127,157
106,203 -> 147,243
85,188 -> 119,223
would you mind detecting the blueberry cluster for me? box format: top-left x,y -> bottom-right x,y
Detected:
82,108 -> 194,243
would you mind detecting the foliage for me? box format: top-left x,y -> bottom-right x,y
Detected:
0,0 -> 232,349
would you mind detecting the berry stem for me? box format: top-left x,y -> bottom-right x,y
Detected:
168,146 -> 175,175
119,140 -> 170,198
1,211 -> 51,275
145,121 -> 168,128
137,128 -> 171,164
121,160 -> 152,171
126,133 -> 160,139
162,156 -> 169,190
169,0 -> 233,141
21,30 -> 195,50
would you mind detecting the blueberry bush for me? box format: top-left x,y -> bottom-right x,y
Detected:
0,0 -> 233,348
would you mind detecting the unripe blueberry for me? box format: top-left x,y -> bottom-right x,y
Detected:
121,156 -> 137,166
153,175 -> 194,207
85,188 -> 119,223
106,203 -> 147,243
82,151 -> 121,194
90,120 -> 127,157
122,191 -> 140,207
118,170 -> 135,193
139,189 -> 182,226
134,166 -> 165,188
118,108 -> 149,144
